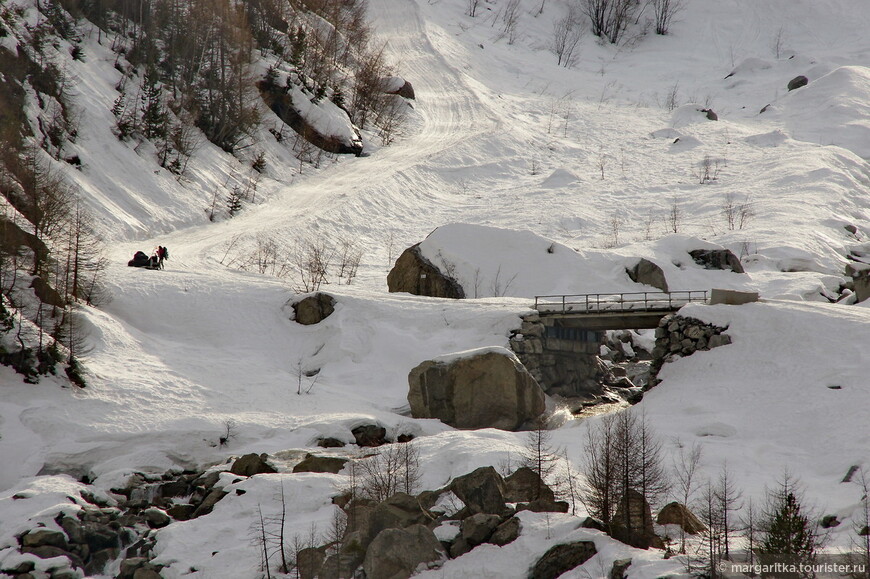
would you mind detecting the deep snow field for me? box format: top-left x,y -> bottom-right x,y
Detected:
1,0 -> 870,577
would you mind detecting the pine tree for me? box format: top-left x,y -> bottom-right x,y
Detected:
762,492 -> 815,556
140,71 -> 167,140
759,475 -> 819,578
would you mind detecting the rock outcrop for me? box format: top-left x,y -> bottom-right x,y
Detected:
407,348 -> 545,430
387,243 -> 465,298
257,81 -> 363,155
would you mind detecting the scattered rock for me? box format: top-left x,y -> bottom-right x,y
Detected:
132,568 -> 163,579
166,504 -> 196,521
530,541 -> 597,579
21,546 -> 83,569
580,516 -> 607,532
657,502 -> 706,534
387,243 -> 465,299
408,349 -> 545,431
317,437 -> 346,448
701,108 -> 718,121
845,224 -> 858,235
689,249 -> 744,273
293,454 -> 349,474
459,513 -> 502,548
363,493 -> 432,548
351,424 -> 388,447
192,489 -> 228,518
610,558 -> 632,579
118,557 -> 148,579
626,258 -> 669,292
142,508 -> 171,529
230,453 -> 277,476
788,75 -> 809,91
362,525 -> 445,579
449,467 -> 508,515
518,498 -> 570,513
504,467 -> 555,503
21,529 -> 69,550
489,516 -> 521,546
859,525 -> 869,536
292,293 -> 336,325
820,515 -> 840,528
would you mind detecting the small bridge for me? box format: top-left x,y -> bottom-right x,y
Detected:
533,290 -> 709,331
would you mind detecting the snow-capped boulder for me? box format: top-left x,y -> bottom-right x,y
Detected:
383,76 -> 415,99
407,348 -> 545,431
387,243 -> 465,298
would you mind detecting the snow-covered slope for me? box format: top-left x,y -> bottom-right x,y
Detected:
2,0 -> 870,577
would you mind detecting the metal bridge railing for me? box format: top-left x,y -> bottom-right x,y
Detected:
533,290 -> 709,314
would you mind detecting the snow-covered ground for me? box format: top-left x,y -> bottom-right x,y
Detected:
2,0 -> 870,577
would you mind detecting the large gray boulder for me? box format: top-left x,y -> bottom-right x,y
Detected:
449,466 -> 509,515
230,453 -> 277,476
387,244 -> 465,299
505,467 -> 555,503
689,249 -> 744,273
408,348 -> 545,431
612,489 -> 658,549
530,541 -> 597,579
292,293 -> 335,325
626,258 -> 669,292
657,502 -> 706,534
362,525 -> 445,579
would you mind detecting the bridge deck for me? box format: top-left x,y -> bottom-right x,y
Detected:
534,291 -> 708,315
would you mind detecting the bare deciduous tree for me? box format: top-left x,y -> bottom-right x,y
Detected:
355,442 -> 421,502
672,439 -> 702,553
520,420 -> 561,499
552,5 -> 584,66
649,0 -> 686,35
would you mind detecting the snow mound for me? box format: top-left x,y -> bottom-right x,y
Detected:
417,223 -> 640,298
540,168 -> 580,188
670,104 -> 716,128
777,66 -> 870,159
417,225 -> 755,298
744,129 -> 789,147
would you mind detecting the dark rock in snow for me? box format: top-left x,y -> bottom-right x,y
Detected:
788,75 -> 809,91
